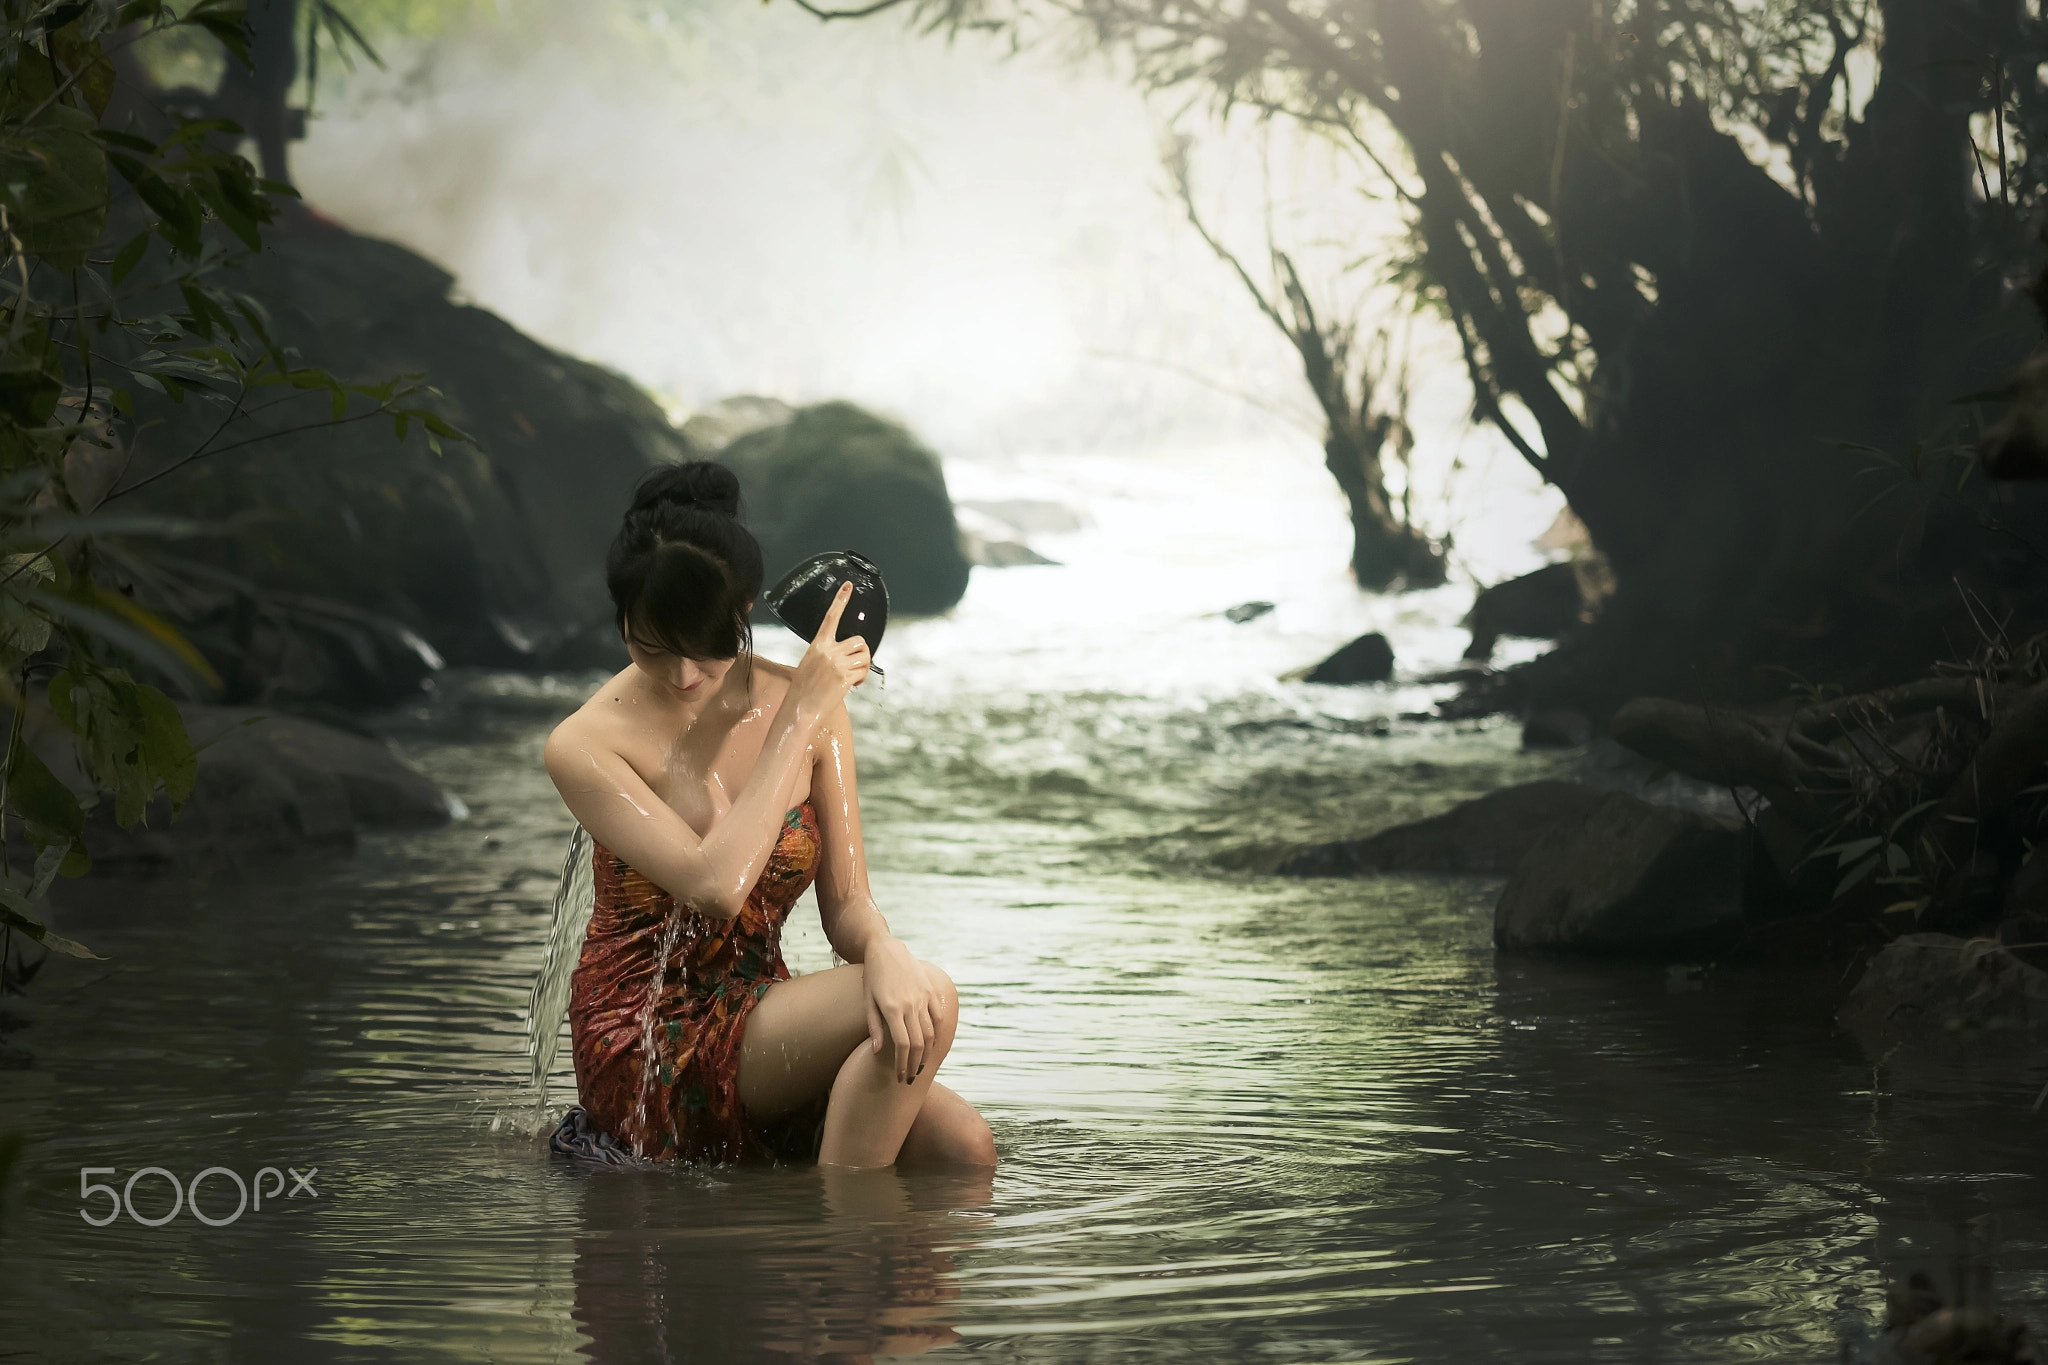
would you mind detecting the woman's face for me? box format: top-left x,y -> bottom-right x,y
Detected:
626,638 -> 739,698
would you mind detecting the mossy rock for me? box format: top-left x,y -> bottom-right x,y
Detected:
717,402 -> 969,617
119,209 -> 684,703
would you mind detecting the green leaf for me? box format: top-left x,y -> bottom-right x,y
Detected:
0,327 -> 65,426
420,411 -> 471,444
110,230 -> 149,285
0,895 -> 99,960
131,682 -> 195,810
49,22 -> 116,120
0,553 -> 54,668
192,13 -> 254,68
94,130 -> 157,155
6,739 -> 84,840
28,840 -> 69,900
0,102 -> 111,273
1834,853 -> 1878,900
19,584 -> 221,694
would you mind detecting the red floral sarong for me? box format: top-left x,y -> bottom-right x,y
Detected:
567,801 -> 825,1163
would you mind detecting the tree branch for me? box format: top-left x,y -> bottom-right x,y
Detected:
789,0 -> 917,20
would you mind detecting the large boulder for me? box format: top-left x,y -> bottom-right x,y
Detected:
1837,933 -> 2048,1056
1463,562 -> 1584,662
29,702 -> 454,871
1494,791 -> 1745,954
715,402 -> 971,616
122,209 -> 685,704
1279,781 -> 1611,877
1301,632 -> 1396,685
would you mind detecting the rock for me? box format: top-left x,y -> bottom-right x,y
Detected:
209,593 -> 444,711
1464,562 -> 1584,662
1864,1272 -> 2045,1365
1522,708 -> 1592,749
1837,933 -> 2048,1055
955,506 -> 1058,568
965,535 -> 1057,568
1224,601 -> 1276,624
1302,633 -> 1395,685
717,402 -> 971,616
679,395 -> 796,454
123,209 -> 685,703
1494,791 -> 1745,954
956,500 -> 1091,536
30,702 -> 455,872
2000,911 -> 2048,972
1279,780 -> 1610,876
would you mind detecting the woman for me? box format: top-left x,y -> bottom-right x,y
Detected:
545,461 -> 996,1169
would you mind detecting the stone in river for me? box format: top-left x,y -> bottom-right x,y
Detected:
1522,708 -> 1592,749
1279,780 -> 1610,877
1463,561 -> 1584,662
62,704 -> 456,871
1302,633 -> 1395,685
1493,791 -> 1745,955
1837,933 -> 2048,1057
717,401 -> 971,616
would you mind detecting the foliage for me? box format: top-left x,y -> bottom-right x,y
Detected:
0,0 -> 461,968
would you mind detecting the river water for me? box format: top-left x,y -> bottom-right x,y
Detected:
4,447 -> 2046,1362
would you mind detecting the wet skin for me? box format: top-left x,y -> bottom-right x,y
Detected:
544,584 -> 997,1169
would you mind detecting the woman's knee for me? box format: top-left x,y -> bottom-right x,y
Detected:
920,961 -> 959,1040
951,1105 -> 996,1166
917,1100 -> 996,1167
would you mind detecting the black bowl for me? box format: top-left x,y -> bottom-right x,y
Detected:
763,551 -> 889,672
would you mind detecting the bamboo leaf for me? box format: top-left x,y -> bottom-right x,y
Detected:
0,896 -> 99,959
110,229 -> 149,285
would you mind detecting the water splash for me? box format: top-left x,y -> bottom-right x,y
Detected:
630,901 -> 692,1150
524,823 -> 594,1110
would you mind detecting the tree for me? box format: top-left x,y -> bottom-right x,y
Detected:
805,0 -> 2048,716
1167,140 -> 1446,590
0,0 -> 453,971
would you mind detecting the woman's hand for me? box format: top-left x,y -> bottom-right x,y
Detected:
862,934 -> 940,1083
787,581 -> 872,731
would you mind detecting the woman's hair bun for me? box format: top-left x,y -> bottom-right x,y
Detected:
608,459 -> 763,661
630,460 -> 742,519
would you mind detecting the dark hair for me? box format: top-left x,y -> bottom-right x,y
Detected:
607,461 -> 764,661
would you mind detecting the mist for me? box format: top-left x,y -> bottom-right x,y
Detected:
292,0 -> 1558,582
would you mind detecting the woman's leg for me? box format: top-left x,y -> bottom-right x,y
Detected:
897,1082 -> 997,1167
738,962 -> 993,1168
735,963 -> 872,1118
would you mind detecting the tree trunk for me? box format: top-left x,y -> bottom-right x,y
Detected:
1324,420 -> 1444,591
213,0 -> 300,185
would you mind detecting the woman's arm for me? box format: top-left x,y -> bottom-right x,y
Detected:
546,706 -> 812,921
546,584 -> 870,921
811,702 -> 945,1083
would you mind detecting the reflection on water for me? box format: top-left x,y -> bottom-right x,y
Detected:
570,1164 -> 990,1362
2,666 -> 2044,1363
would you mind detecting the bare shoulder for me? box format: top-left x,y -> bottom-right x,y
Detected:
748,655 -> 796,710
543,667 -> 639,773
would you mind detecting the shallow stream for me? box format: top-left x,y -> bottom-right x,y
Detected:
4,449 -> 2045,1362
